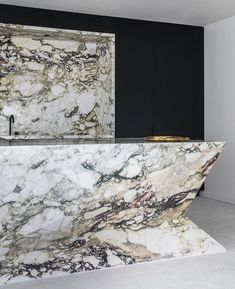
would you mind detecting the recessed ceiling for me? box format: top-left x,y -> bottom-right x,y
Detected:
1,0 -> 235,26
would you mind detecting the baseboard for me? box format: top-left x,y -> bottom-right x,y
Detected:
200,191 -> 235,205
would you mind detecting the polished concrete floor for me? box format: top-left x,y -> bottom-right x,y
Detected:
3,197 -> 235,289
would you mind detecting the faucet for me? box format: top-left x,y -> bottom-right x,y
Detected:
9,115 -> 14,136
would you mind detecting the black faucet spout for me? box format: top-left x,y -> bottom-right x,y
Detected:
9,115 -> 15,136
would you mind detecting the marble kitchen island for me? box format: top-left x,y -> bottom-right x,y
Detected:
0,138 -> 226,285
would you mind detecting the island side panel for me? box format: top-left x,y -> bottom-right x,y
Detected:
0,142 -> 224,283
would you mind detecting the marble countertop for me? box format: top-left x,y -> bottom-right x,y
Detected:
0,137 -> 206,146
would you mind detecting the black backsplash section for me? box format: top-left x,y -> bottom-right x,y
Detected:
0,4 -> 204,139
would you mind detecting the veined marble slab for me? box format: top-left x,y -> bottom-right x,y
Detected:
0,23 -> 115,138
0,140 -> 226,284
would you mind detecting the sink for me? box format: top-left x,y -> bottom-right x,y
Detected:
0,135 -> 100,140
0,135 -> 56,140
0,136 -> 19,140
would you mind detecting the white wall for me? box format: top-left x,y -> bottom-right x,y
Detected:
204,16 -> 235,204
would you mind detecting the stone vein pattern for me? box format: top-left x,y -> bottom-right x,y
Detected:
0,23 -> 115,137
0,141 -> 225,284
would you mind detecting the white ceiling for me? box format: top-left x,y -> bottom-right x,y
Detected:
0,0 -> 235,26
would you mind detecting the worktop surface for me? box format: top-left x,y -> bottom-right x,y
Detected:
0,137 -> 207,146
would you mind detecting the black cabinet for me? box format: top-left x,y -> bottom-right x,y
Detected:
153,24 -> 204,140
115,22 -> 155,138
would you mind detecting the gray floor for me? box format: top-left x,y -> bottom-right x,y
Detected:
3,197 -> 235,289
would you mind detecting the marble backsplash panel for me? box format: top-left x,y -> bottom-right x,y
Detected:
0,24 -> 115,137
